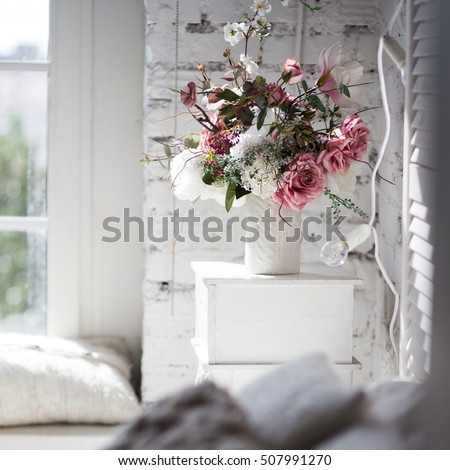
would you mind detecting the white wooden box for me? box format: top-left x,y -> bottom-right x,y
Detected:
192,339 -> 362,394
192,262 -> 362,364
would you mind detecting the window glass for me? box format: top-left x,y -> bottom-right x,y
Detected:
0,231 -> 47,334
0,0 -> 49,61
0,71 -> 48,217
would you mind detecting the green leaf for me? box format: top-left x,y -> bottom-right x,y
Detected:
225,182 -> 236,212
300,1 -> 323,13
309,94 -> 325,113
219,104 -> 236,118
254,76 -> 267,88
301,80 -> 309,94
282,71 -> 292,84
256,107 -> 267,130
235,185 -> 251,200
242,81 -> 256,94
235,106 -> 254,126
255,95 -> 267,110
338,81 -> 351,97
167,86 -> 180,95
303,110 -> 316,120
216,89 -> 241,102
202,172 -> 214,185
184,133 -> 200,149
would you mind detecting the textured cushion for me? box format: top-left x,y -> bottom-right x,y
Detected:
106,382 -> 265,450
237,353 -> 365,449
0,334 -> 140,426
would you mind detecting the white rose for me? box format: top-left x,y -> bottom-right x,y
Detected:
170,148 -> 245,207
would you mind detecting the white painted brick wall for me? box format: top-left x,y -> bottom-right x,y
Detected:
142,0 -> 404,402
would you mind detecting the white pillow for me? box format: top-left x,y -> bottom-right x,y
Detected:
0,334 -> 140,427
237,353 -> 365,449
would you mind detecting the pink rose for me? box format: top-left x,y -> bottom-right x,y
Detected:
319,115 -> 370,173
271,153 -> 326,212
283,58 -> 304,85
266,83 -> 286,106
339,114 -> 370,160
318,146 -> 349,173
180,81 -> 197,108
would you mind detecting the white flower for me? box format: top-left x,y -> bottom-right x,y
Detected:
229,127 -> 279,199
251,0 -> 272,17
250,15 -> 271,31
240,54 -> 259,76
239,22 -> 250,35
280,0 -> 290,6
230,126 -> 265,154
170,148 -> 245,207
223,22 -> 247,47
316,164 -> 360,208
170,149 -> 217,201
327,163 -> 359,196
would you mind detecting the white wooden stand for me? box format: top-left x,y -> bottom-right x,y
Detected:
191,261 -> 362,393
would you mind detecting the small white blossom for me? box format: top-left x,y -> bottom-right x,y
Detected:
229,128 -> 280,199
240,54 -> 259,76
250,15 -> 271,31
223,22 -> 248,46
280,0 -> 290,6
251,0 -> 272,17
239,22 -> 250,35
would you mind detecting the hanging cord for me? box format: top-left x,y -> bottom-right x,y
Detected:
170,0 -> 180,317
370,0 -> 405,365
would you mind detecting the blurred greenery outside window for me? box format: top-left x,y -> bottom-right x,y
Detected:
0,0 -> 49,333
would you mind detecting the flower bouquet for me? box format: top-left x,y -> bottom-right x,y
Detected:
145,0 -> 372,274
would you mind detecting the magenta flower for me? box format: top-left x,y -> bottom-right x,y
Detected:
208,128 -> 241,156
271,153 -> 326,212
282,58 -> 304,85
180,82 -> 197,108
317,42 -> 363,108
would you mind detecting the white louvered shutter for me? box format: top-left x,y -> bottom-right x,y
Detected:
401,0 -> 438,380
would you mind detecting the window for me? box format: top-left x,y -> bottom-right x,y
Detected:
0,0 -> 144,349
0,0 -> 49,333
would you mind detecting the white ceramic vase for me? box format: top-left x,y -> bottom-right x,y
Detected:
244,194 -> 302,275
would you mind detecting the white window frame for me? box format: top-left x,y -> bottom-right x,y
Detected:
47,0 -> 145,344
